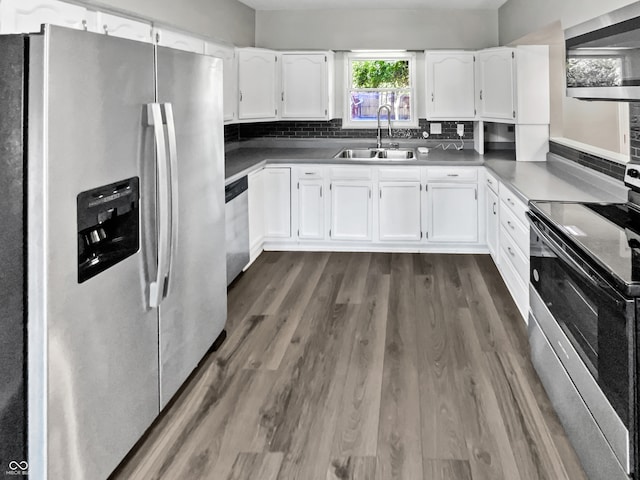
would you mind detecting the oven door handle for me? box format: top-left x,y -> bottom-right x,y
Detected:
530,221 -> 625,306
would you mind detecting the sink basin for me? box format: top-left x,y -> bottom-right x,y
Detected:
377,149 -> 414,160
334,148 -> 416,161
334,149 -> 377,159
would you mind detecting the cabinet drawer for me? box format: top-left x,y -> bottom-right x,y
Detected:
329,167 -> 372,180
297,166 -> 324,179
485,170 -> 499,194
426,167 -> 477,182
499,245 -> 528,321
500,203 -> 529,257
499,184 -> 528,225
500,225 -> 529,285
378,166 -> 421,181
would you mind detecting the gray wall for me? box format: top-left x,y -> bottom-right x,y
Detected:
498,0 -> 637,45
84,0 -> 255,46
498,2 -> 632,155
256,8 -> 498,50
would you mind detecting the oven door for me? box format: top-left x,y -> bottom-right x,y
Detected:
529,216 -> 634,472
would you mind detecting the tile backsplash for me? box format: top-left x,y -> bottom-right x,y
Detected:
549,141 -> 626,181
224,119 -> 473,143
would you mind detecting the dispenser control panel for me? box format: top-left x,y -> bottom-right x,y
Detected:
77,177 -> 140,283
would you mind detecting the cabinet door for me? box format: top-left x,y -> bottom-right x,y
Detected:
0,0 -> 90,34
298,179 -> 325,239
205,43 -> 237,122
379,182 -> 421,242
281,53 -> 328,119
238,49 -> 278,120
263,167 -> 291,239
426,51 -> 476,120
427,183 -> 478,243
478,48 -> 515,121
248,169 -> 265,262
486,186 -> 499,261
155,27 -> 204,53
96,12 -> 152,43
330,181 -> 372,241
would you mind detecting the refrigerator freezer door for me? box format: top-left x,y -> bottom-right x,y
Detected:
156,47 -> 227,407
27,26 -> 159,480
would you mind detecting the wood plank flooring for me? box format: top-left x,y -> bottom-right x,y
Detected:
111,252 -> 587,480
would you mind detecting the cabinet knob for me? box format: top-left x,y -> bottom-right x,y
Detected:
479,89 -> 483,100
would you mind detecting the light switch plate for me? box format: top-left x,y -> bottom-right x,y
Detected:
429,123 -> 442,135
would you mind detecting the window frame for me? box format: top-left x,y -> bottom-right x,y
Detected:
342,51 -> 418,129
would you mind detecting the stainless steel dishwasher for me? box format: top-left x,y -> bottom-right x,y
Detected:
225,176 -> 249,286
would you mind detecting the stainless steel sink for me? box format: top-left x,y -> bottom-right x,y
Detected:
377,149 -> 414,159
334,148 -> 416,161
334,149 -> 377,159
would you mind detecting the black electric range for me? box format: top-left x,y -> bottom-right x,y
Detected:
527,161 -> 640,480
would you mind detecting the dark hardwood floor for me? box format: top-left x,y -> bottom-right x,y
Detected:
112,252 -> 587,480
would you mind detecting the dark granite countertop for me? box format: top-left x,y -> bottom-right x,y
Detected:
223,140 -> 628,205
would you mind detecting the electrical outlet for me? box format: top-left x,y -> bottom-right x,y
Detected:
456,124 -> 464,136
429,123 -> 442,135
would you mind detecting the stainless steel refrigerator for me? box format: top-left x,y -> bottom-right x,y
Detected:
0,25 -> 227,479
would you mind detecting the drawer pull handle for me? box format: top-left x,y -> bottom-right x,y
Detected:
507,220 -> 514,229
447,173 -> 459,177
492,202 -> 497,215
507,247 -> 515,256
507,198 -> 515,206
304,172 -> 315,175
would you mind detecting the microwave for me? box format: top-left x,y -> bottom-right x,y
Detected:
566,1 -> 640,100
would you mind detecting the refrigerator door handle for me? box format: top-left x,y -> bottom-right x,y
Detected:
162,103 -> 179,299
147,103 -> 171,308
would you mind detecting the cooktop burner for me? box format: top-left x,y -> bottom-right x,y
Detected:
530,201 -> 640,291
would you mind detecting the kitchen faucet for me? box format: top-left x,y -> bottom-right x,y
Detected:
376,104 -> 393,149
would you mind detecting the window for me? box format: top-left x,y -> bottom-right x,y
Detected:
343,51 -> 417,129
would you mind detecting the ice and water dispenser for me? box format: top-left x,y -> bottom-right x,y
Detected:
77,177 -> 140,283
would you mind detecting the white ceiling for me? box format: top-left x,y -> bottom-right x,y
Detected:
240,0 -> 509,11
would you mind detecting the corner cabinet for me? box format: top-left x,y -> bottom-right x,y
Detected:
485,171 -> 500,263
425,51 -> 476,120
263,167 -> 291,240
281,52 -> 334,120
237,48 -> 279,120
476,46 -> 549,125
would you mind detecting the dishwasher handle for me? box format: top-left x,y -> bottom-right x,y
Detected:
225,176 -> 248,203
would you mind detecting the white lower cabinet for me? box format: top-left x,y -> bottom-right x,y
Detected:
379,181 -> 422,242
263,167 -> 291,239
297,177 -> 325,240
426,183 -> 478,243
486,176 -> 499,263
330,181 -> 372,241
247,168 -> 265,263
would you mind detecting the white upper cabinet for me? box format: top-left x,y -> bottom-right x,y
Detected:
154,27 -> 204,54
95,12 -> 152,43
238,48 -> 279,120
477,46 -> 549,124
425,51 -> 476,120
0,0 -> 93,34
281,52 -> 334,120
205,42 -> 237,122
477,48 -> 516,122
